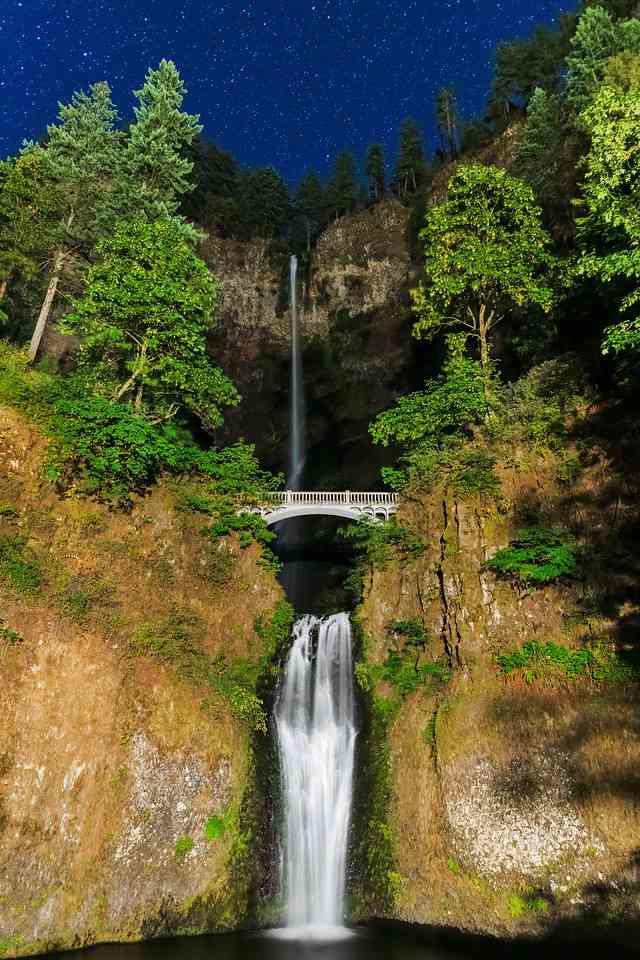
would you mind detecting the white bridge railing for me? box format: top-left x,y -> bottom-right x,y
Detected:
245,491 -> 399,525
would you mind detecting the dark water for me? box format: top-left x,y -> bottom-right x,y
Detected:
51,924 -> 640,960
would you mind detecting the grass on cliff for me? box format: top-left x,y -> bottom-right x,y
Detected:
0,534 -> 42,595
129,600 -> 294,731
487,527 -> 578,588
497,639 -> 638,685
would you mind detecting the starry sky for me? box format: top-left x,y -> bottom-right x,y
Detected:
2,0 -> 573,185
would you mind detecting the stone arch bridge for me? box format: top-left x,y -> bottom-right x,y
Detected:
243,491 -> 399,526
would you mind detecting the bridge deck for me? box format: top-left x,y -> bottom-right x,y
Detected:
244,491 -> 399,526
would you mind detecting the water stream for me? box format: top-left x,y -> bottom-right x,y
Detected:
288,254 -> 305,491
274,613 -> 357,935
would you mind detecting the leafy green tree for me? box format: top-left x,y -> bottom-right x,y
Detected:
370,336 -> 489,489
365,144 -> 386,201
326,151 -> 358,219
0,151 -> 57,320
436,87 -> 460,161
395,119 -> 426,196
566,6 -> 640,114
577,64 -> 640,354
62,217 -> 239,428
412,165 -> 555,387
24,82 -> 121,361
237,167 -> 290,238
120,60 -> 202,223
293,171 -> 325,250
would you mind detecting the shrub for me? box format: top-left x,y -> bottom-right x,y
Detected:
0,535 -> 42,594
204,815 -> 226,840
448,448 -> 501,497
497,639 -> 637,684
487,527 -> 577,586
0,619 -> 23,644
0,505 -> 18,519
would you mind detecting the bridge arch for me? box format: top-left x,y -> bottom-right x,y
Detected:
241,491 -> 398,527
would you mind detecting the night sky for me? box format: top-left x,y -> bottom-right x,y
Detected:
2,0 -> 573,185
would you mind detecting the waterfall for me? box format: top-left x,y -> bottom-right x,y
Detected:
274,613 -> 357,934
288,255 -> 304,490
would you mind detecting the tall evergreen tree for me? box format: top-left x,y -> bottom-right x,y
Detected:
489,22 -> 573,123
395,119 -> 426,197
26,81 -> 121,361
327,151 -> 358,219
294,172 -> 325,250
566,6 -> 640,114
120,60 -> 202,222
436,87 -> 460,161
238,167 -> 290,238
365,144 -> 386,202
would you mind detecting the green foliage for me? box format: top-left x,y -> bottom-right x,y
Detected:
0,535 -> 42,594
448,448 -> 500,497
491,22 -> 571,115
490,357 -> 588,451
119,59 -> 202,225
253,599 -> 296,665
0,342 -> 276,505
508,891 -> 550,918
341,517 -> 425,599
237,167 -> 290,239
412,165 -> 556,379
371,338 -> 490,491
577,67 -> 640,355
62,216 -> 239,428
326,151 -> 358,218
395,118 -> 427,196
566,6 -> 640,113
129,607 -> 282,733
174,836 -> 194,860
0,505 -> 18,518
0,619 -> 23,644
487,527 -> 578,587
365,144 -> 386,201
497,639 -> 636,684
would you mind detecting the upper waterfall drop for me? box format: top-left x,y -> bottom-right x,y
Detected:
274,613 -> 357,936
288,255 -> 305,491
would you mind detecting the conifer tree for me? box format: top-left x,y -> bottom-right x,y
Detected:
395,119 -> 425,197
436,87 -> 460,162
566,6 -> 640,114
237,167 -> 290,238
327,151 -> 358,219
294,172 -> 325,250
365,144 -> 385,202
26,81 -> 121,361
121,60 -> 202,222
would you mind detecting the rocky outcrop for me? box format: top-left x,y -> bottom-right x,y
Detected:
0,406 -> 282,957
357,450 -> 640,937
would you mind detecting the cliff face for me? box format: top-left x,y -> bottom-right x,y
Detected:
204,201 -> 417,484
0,406 -> 282,957
357,445 -> 640,938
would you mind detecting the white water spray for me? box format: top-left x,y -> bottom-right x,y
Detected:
288,255 -> 305,490
274,613 -> 357,934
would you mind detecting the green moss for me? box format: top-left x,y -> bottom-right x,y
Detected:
0,505 -> 19,519
204,815 -> 226,840
447,857 -> 462,875
0,936 -> 23,958
508,890 -> 550,918
174,836 -> 194,860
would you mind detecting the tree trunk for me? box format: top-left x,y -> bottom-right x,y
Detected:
478,304 -> 495,405
0,278 -> 7,301
28,249 -> 65,363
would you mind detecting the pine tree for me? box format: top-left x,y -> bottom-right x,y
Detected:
365,144 -> 385,202
121,60 -> 202,222
294,172 -> 325,250
395,119 -> 425,197
238,167 -> 290,238
327,151 -> 358,219
436,87 -> 460,162
566,6 -> 640,114
26,81 -> 121,361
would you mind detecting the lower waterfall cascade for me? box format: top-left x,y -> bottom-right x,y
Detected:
273,612 -> 357,936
